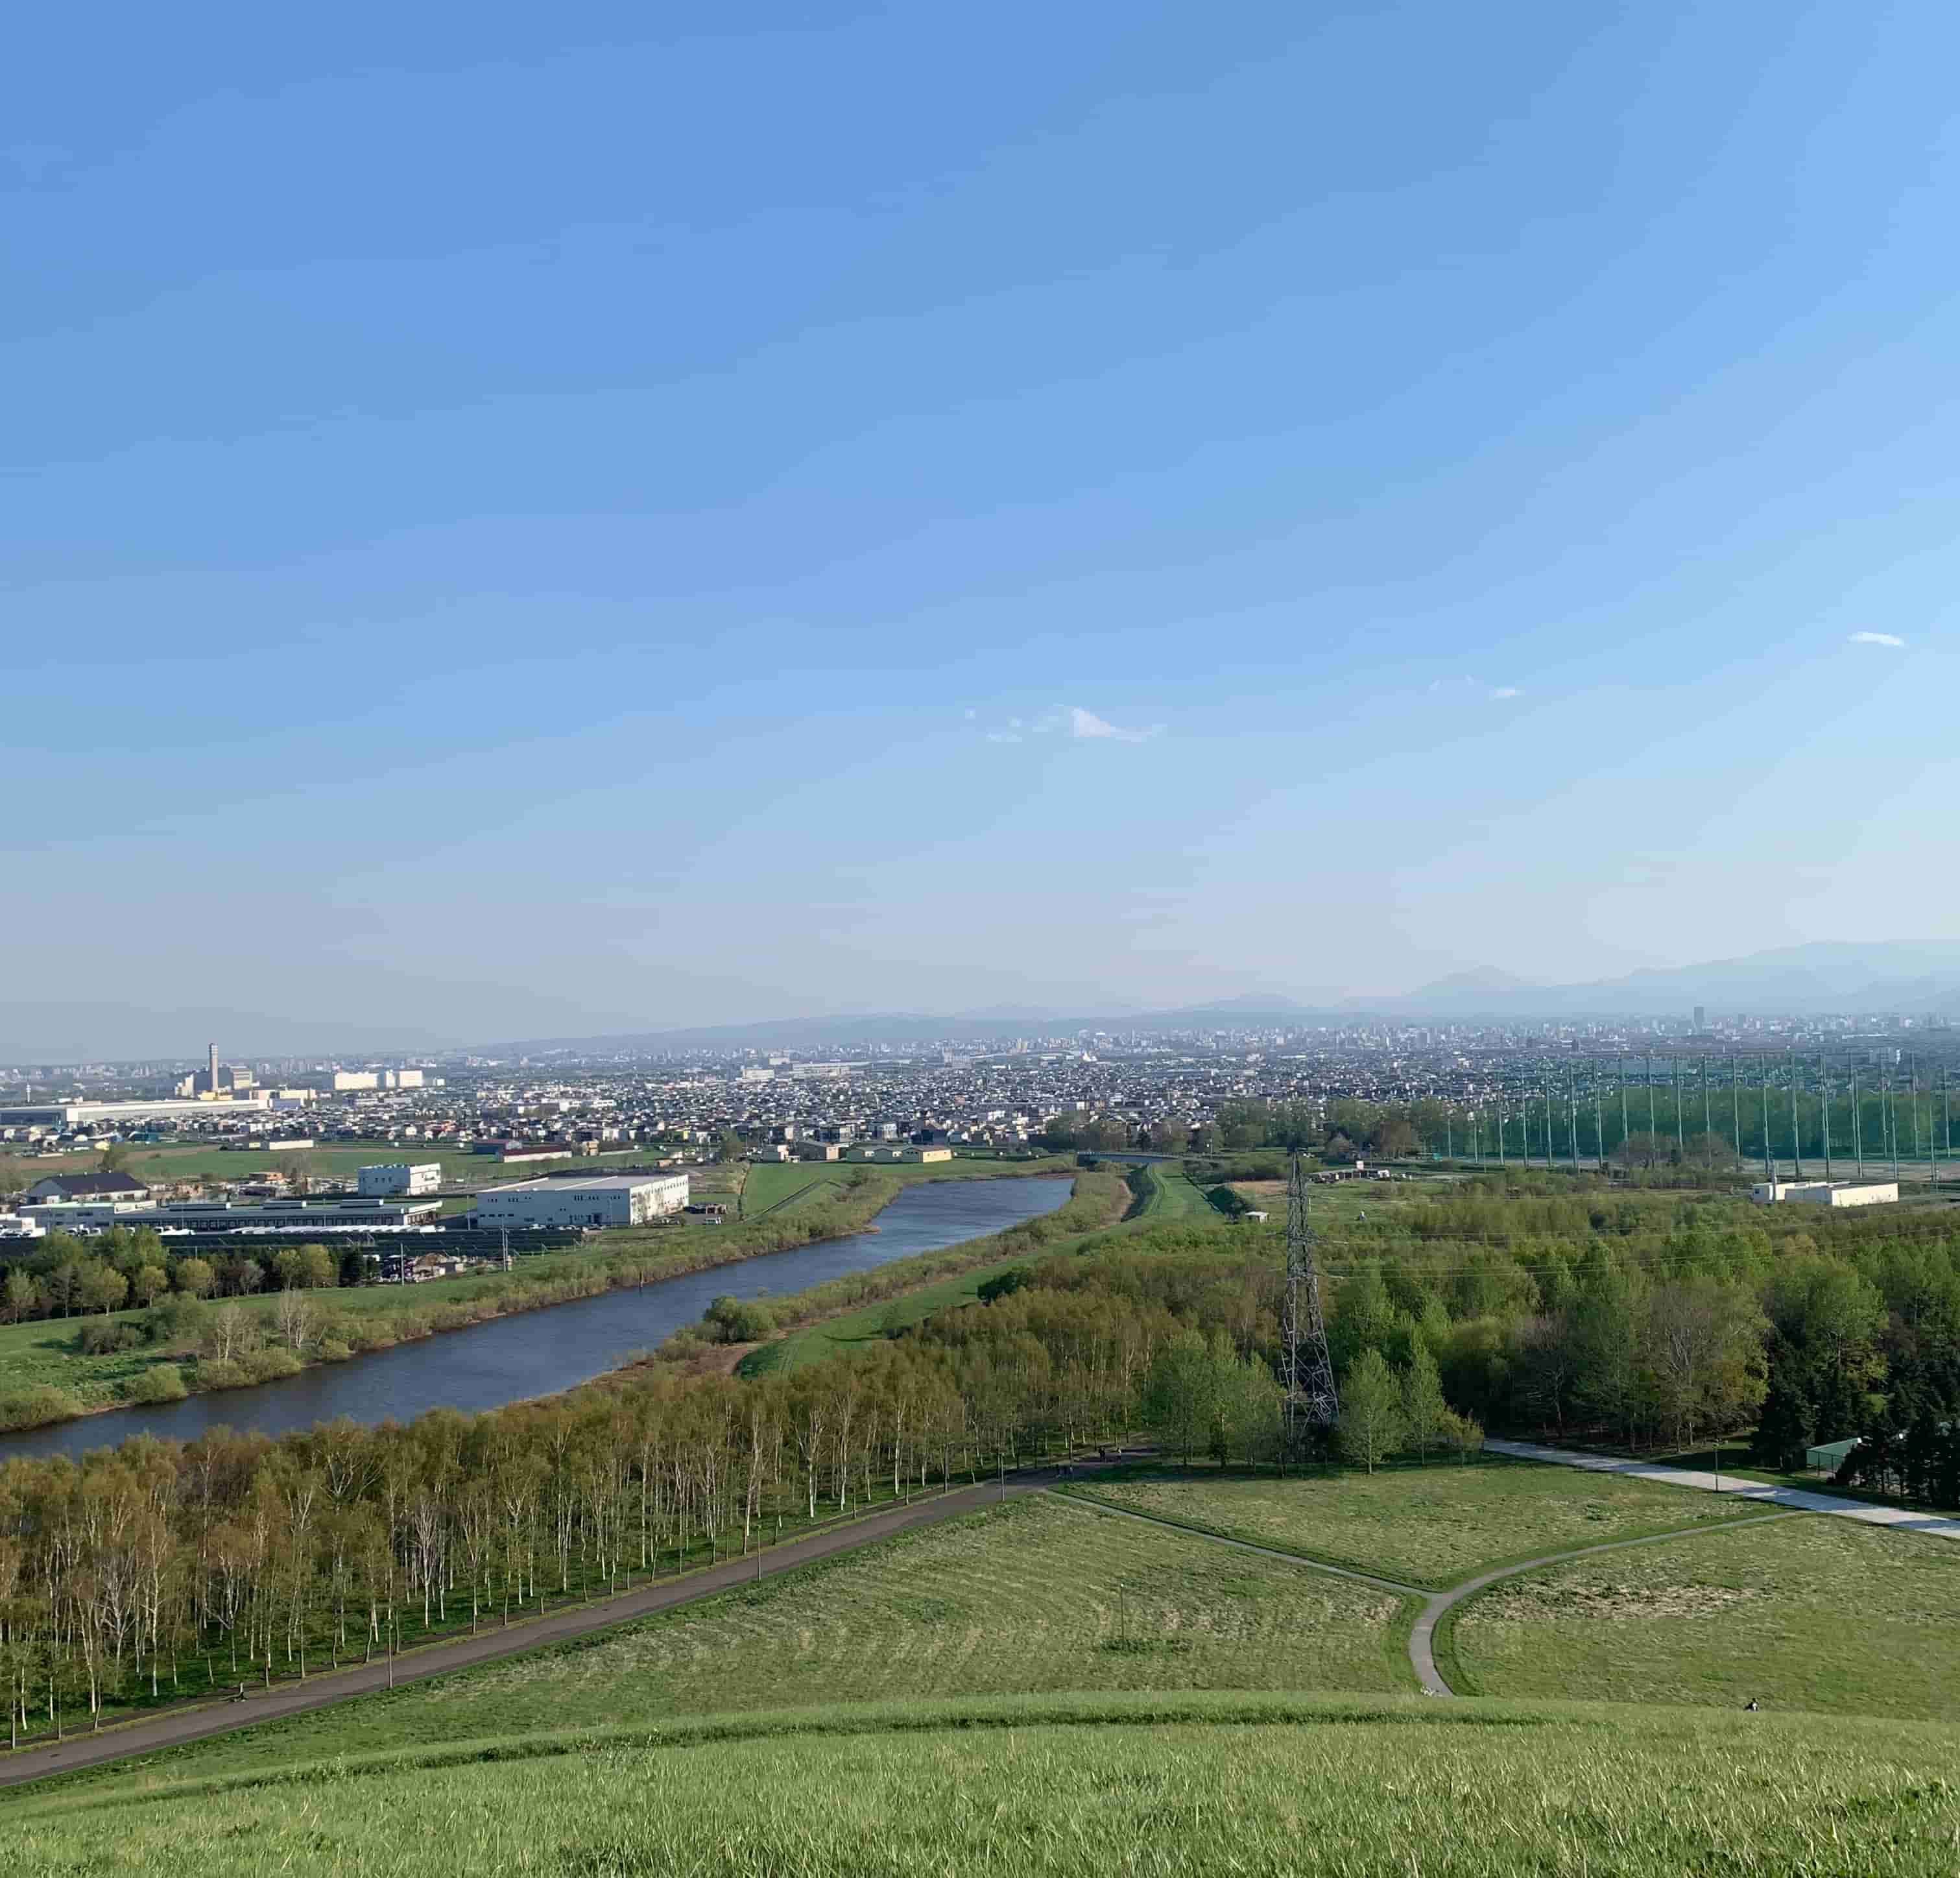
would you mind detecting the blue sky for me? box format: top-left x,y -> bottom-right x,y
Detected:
6,2 -> 1959,1053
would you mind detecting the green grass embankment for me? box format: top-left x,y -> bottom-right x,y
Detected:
732,1168 -> 1131,1377
1122,1161 -> 1222,1221
18,1696 -> 1960,1875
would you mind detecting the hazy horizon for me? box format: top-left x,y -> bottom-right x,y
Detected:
9,5 -> 1960,1057
10,936 -> 1960,1062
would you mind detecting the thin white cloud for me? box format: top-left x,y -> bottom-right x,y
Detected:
1429,675 -> 1520,701
963,708 -> 977,721
1064,706 -> 1160,743
978,703 -> 1162,746
1848,631 -> 1906,647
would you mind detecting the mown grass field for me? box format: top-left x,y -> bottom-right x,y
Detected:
1069,1461 -> 1762,1589
1125,1161 -> 1220,1220
1449,1511 -> 1960,1721
25,1495 -> 1415,1792
19,1696 -> 1960,1876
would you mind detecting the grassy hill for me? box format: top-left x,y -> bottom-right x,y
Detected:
15,1462 -> 1960,1872
17,1696 -> 1960,1875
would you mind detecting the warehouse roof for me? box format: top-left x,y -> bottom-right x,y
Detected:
485,1173 -> 686,1194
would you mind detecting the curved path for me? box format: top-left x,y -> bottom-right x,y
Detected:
1051,1487 -> 1801,1697
1404,1511 -> 1799,1696
0,1464 -> 1084,1793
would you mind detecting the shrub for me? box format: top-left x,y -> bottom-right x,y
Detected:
704,1295 -> 776,1342
125,1364 -> 187,1404
0,1386 -> 83,1430
195,1359 -> 250,1391
977,1268 -> 1033,1304
317,1338 -> 353,1362
143,1294 -> 209,1347
242,1347 -> 304,1383
77,1319 -> 143,1355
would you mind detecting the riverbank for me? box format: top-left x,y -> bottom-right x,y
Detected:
0,1156 -> 1075,1434
598,1164 -> 1134,1385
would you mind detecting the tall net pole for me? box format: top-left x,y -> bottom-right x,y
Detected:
1282,1153 -> 1339,1451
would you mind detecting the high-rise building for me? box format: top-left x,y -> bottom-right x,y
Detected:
1693,1005 -> 1707,1033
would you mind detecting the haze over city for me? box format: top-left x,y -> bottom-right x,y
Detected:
10,2 -> 1960,1058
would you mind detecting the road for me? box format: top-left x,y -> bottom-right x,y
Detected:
0,1463 -> 1086,1792
1487,1439 -> 1960,1541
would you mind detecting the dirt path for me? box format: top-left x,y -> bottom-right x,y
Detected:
0,1466 -> 1081,1793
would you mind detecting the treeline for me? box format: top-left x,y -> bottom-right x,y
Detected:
6,1180 -> 1960,1742
0,1244 -> 1273,1742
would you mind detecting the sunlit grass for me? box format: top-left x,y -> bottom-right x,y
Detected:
1070,1460 -> 1762,1588
19,1695 -> 1960,1876
1450,1511 -> 1960,1720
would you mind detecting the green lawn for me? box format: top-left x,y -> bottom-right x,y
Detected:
18,1698 -> 1960,1876
740,1161 -> 848,1216
1450,1511 -> 1960,1721
1069,1460 -> 1765,1589
1126,1162 -> 1221,1221
25,1495 -> 1415,1791
0,1311 -> 178,1414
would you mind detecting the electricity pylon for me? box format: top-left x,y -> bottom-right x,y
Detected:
1282,1152 -> 1339,1449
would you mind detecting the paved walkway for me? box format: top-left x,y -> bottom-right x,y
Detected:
1487,1439 -> 1960,1541
0,1467 -> 1082,1792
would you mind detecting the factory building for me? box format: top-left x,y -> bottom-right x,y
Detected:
331,1070 -> 427,1092
473,1174 -> 689,1231
359,1162 -> 444,1197
19,1196 -> 442,1234
1749,1180 -> 1898,1209
176,1042 -> 256,1098
0,1095 -> 283,1128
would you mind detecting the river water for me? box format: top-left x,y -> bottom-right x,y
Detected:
1,1175 -> 1071,1462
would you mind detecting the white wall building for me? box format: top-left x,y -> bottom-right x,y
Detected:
473,1174 -> 689,1231
359,1162 -> 444,1197
1750,1180 -> 1899,1209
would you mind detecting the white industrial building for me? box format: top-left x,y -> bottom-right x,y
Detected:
1750,1179 -> 1899,1209
359,1162 -> 444,1197
473,1174 -> 689,1231
20,1196 -> 441,1233
332,1069 -> 426,1092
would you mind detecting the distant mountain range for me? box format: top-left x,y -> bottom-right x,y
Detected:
1361,942 -> 1960,1022
10,944 -> 1960,1068
483,944 -> 1960,1053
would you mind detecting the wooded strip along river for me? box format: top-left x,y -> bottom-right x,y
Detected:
0,1176 -> 1072,1462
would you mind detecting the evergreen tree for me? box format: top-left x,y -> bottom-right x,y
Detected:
1751,1353 -> 1817,1471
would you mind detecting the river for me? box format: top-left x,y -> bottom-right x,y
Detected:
0,1175 -> 1072,1462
